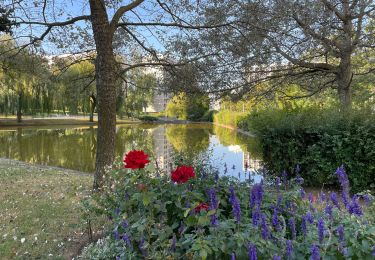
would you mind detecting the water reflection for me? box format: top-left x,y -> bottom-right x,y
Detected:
0,124 -> 263,181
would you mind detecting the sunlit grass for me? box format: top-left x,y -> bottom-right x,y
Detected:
0,159 -> 98,259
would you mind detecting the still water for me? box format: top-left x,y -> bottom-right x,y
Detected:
0,123 -> 263,181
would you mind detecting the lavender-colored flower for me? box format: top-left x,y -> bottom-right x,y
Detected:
248,243 -> 257,260
271,208 -> 280,231
261,213 -> 270,239
296,175 -> 304,185
114,207 -> 121,215
286,240 -> 293,259
214,170 -> 219,182
289,217 -> 296,240
170,234 -> 176,252
208,188 -> 218,209
250,183 -> 264,209
306,211 -> 314,224
123,233 -> 132,249
324,204 -> 333,218
319,192 -> 326,203
116,256 -> 120,260
252,207 -> 261,227
336,165 -> 349,192
336,225 -> 345,243
363,195 -> 371,206
113,228 -> 120,241
229,187 -> 241,224
210,213 -> 218,227
139,238 -> 147,257
310,244 -> 320,260
317,218 -> 325,244
121,219 -> 128,229
300,188 -> 306,199
273,255 -> 281,260
277,194 -> 283,209
308,193 -> 314,203
348,196 -> 363,216
330,192 -> 340,208
231,252 -> 236,260
342,191 -> 350,209
372,245 -> 375,256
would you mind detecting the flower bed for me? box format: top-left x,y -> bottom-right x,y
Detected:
81,151 -> 375,259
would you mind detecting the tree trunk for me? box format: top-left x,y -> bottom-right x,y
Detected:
89,0 -> 117,190
89,94 -> 97,122
17,92 -> 22,123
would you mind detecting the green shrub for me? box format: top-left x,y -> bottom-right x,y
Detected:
166,92 -> 209,121
213,110 -> 247,128
81,156 -> 375,259
239,108 -> 375,193
200,110 -> 217,122
137,115 -> 159,122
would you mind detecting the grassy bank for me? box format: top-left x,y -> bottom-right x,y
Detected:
0,159 -> 99,259
0,117 -> 140,127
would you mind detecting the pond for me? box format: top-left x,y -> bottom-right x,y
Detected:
0,123 -> 263,182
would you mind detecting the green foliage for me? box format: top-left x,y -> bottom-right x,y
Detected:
166,92 -> 209,121
239,108 -> 375,193
81,158 -> 375,259
137,115 -> 159,122
200,110 -> 217,122
213,110 -> 247,128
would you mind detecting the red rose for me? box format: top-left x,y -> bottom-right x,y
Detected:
171,165 -> 195,184
194,203 -> 209,213
123,150 -> 150,169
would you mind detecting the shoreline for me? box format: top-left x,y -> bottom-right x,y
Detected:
212,122 -> 256,137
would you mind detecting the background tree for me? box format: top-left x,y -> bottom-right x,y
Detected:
166,0 -> 375,110
3,0 -> 223,189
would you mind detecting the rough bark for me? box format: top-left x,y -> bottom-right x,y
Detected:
89,0 -> 117,190
17,92 -> 22,123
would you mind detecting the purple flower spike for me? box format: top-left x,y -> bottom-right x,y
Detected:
231,252 -> 236,260
229,187 -> 241,224
248,243 -> 257,260
310,244 -> 320,260
252,207 -> 261,227
336,225 -> 345,243
272,208 -> 280,231
363,195 -> 371,206
306,211 -> 314,224
113,228 -> 120,241
250,183 -> 264,209
286,240 -> 293,258
336,165 -> 349,192
317,218 -> 325,244
208,188 -> 219,226
300,188 -> 306,199
123,233 -> 132,249
372,245 -> 375,256
330,192 -> 340,208
347,195 -> 363,216
301,216 -> 308,238
261,213 -> 270,239
273,255 -> 281,260
324,204 -> 333,218
289,217 -> 296,240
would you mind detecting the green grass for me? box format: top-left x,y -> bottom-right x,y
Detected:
0,117 -> 140,127
0,159 -> 98,259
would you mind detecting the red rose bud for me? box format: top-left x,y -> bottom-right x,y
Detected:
171,165 -> 195,184
194,203 -> 210,213
123,150 -> 150,169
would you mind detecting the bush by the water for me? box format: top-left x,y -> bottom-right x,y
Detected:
213,110 -> 247,128
137,115 -> 159,122
238,108 -> 375,193
81,151 -> 375,259
166,92 -> 209,121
